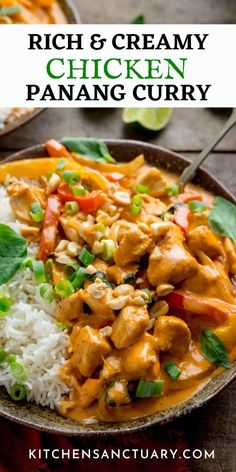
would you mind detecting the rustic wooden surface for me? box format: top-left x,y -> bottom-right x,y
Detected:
0,1 -> 235,471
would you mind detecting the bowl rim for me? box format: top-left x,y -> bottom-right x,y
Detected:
0,0 -> 80,140
1,138 -> 236,437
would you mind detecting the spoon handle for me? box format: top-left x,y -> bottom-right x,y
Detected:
179,109 -> 236,187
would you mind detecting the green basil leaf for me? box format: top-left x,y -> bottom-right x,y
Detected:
61,137 -> 115,163
200,329 -> 231,369
0,225 -> 27,285
0,6 -> 21,16
131,15 -> 145,24
208,197 -> 236,242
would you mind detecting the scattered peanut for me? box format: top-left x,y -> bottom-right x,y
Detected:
92,241 -> 104,255
156,283 -> 174,297
99,326 -> 113,337
46,173 -> 61,195
113,284 -> 134,297
150,221 -> 171,237
149,301 -> 169,319
107,295 -> 129,310
67,241 -> 81,257
113,191 -> 131,205
86,264 -> 97,275
87,281 -> 107,299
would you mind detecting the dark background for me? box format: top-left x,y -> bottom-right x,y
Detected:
0,1 -> 236,471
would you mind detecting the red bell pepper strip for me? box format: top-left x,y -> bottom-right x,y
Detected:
174,206 -> 191,233
105,172 -> 125,182
166,290 -> 232,323
46,139 -> 70,158
177,191 -> 203,204
58,183 -> 106,213
38,195 -> 62,261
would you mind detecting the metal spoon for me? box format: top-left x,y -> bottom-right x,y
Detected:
179,108 -> 236,188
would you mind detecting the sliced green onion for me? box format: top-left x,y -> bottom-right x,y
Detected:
32,260 -> 46,283
142,288 -> 152,304
79,248 -> 95,267
136,379 -> 164,398
93,222 -> 106,239
10,362 -> 28,382
9,383 -> 26,402
188,200 -> 208,213
63,201 -> 79,215
160,211 -> 174,222
130,195 -> 142,216
64,263 -> 80,279
45,258 -> 54,284
55,280 -> 75,298
164,361 -> 181,381
40,283 -> 55,304
54,321 -> 68,331
135,183 -> 149,194
166,183 -> 179,197
0,6 -> 21,15
30,203 -> 45,223
0,296 -> 12,318
71,185 -> 86,196
102,240 -> 115,261
56,158 -> 68,171
62,170 -> 80,186
0,348 -> 6,364
6,354 -> 16,365
71,267 -> 88,289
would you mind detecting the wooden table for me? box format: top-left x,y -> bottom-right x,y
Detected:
0,1 -> 235,471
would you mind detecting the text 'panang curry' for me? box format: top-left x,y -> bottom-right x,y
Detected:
1,137 -> 236,423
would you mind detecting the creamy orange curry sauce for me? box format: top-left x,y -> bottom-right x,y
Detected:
0,0 -> 67,24
1,138 -> 236,423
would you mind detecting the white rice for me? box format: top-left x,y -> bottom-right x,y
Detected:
0,186 -> 69,408
0,109 -> 12,129
0,108 -> 34,129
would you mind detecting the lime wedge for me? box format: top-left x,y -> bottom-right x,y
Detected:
122,108 -> 173,131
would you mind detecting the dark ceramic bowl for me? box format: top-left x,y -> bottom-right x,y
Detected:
1,139 -> 236,436
0,0 -> 80,139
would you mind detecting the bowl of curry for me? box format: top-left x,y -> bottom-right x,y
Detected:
0,0 -> 79,138
0,138 -> 235,436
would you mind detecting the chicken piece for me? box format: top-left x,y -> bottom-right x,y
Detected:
114,227 -> 152,266
181,264 -> 219,294
122,333 -> 160,379
77,378 -> 105,408
111,305 -> 149,349
147,224 -> 198,286
107,263 -> 139,284
140,194 -> 167,216
154,315 -> 191,357
100,355 -> 122,380
187,226 -> 224,259
7,181 -> 46,224
135,167 -> 167,197
56,292 -> 83,325
80,285 -> 115,327
72,326 -> 111,377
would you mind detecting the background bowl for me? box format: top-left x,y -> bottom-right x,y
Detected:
1,139 -> 236,436
0,0 -> 80,139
